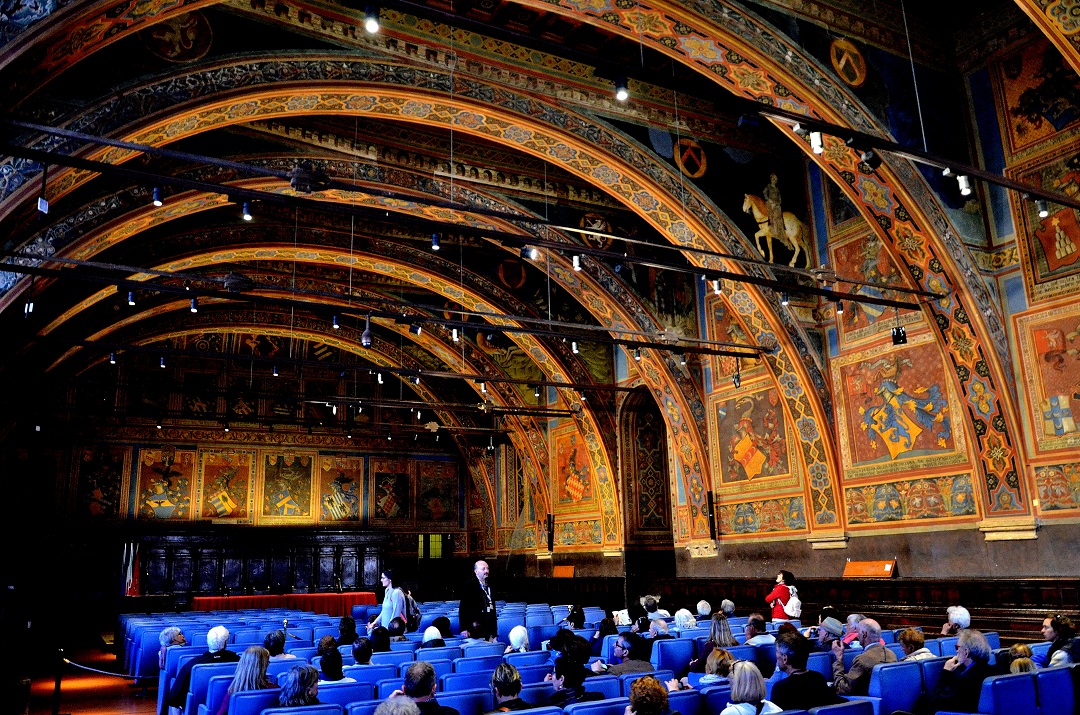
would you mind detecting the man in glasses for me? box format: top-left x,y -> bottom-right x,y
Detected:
591,632 -> 654,675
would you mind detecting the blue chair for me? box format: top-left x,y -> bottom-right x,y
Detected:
1034,666 -> 1073,714
288,646 -> 320,660
884,643 -> 905,660
346,701 -> 382,715
1030,641 -> 1051,660
922,639 -> 943,657
261,706 -> 344,715
418,647 -> 462,662
527,625 -> 565,647
520,681 -> 555,705
157,645 -> 204,715
563,696 -> 631,715
498,616 -> 526,644
517,664 -> 554,684
677,628 -> 710,641
342,664 -> 399,684
519,707 -> 561,715
809,703 -> 873,715
377,679 -> 403,698
390,640 -> 420,652
936,672 -> 1038,715
879,631 -> 895,644
984,633 -> 1001,650
938,637 -> 960,657
314,626 -> 339,641
807,652 -> 833,683
619,670 -> 673,696
234,630 -> 264,645
455,655 -> 504,672
583,675 -> 621,700
601,635 -> 621,662
371,651 -> 416,667
438,688 -> 494,715
401,659 -> 454,679
317,681 -> 376,707
918,657 -> 949,696
667,689 -> 704,715
465,642 -> 509,658
526,613 -> 555,627
755,644 -> 778,677
701,684 -> 733,714
506,651 -> 551,667
229,688 -> 282,715
185,662 -> 239,715
843,661 -> 922,715
652,639 -> 696,675
442,670 -> 497,692
198,675 -> 233,715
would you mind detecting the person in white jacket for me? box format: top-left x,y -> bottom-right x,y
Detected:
718,661 -> 782,715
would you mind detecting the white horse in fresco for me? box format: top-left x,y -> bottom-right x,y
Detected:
742,194 -> 812,267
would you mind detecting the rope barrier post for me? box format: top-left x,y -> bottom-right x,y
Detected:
51,648 -> 70,715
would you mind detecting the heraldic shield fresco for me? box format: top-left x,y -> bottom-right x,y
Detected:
134,448 -> 195,520
197,449 -> 256,523
831,333 -> 968,480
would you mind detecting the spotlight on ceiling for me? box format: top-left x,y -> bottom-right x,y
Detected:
781,291 -> 789,307
520,245 -> 539,261
364,5 -> 380,33
534,385 -> 541,398
241,202 -> 253,221
633,348 -> 641,362
892,326 -> 908,345
712,279 -> 721,296
332,315 -> 340,330
480,381 -> 487,393
413,376 -> 421,385
810,131 -> 824,154
156,419 -> 162,430
377,372 -> 383,385
571,341 -> 579,354
272,364 -> 278,377
159,356 -> 166,369
152,187 -> 163,207
835,299 -> 844,315
451,328 -> 459,343
572,255 -> 581,272
224,423 -> 230,433
189,297 -> 198,313
109,352 -> 116,365
678,353 -> 687,366
614,76 -> 629,102
431,233 -> 440,251
957,175 -> 972,196
1037,199 -> 1049,218
127,291 -> 135,306
409,324 -> 422,336
361,315 -> 373,347
733,369 -> 741,389
860,149 -> 882,170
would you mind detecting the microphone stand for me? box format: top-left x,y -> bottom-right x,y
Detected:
51,649 -> 71,715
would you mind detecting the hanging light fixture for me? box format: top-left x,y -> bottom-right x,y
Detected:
364,5 -> 380,33
633,348 -> 641,362
332,315 -> 340,330
1037,199 -> 1049,218
109,352 -> 116,365
159,356 -> 166,368
431,233 -> 440,251
241,202 -> 253,221
614,76 -> 629,102
189,297 -> 198,313
781,291 -> 790,307
152,187 -> 163,207
127,291 -> 135,306
272,364 -> 278,377
534,385 -> 541,398
361,315 -> 372,347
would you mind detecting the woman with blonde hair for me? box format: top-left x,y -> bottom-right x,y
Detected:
689,614 -> 738,672
1010,658 -> 1037,673
217,646 -> 274,715
668,648 -> 735,691
719,661 -> 781,715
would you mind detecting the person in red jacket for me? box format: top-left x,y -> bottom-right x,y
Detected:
765,571 -> 796,621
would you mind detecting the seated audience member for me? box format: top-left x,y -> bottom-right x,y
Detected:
831,618 -> 895,696
418,627 -> 446,650
548,656 -> 602,708
337,616 -> 360,647
994,643 -> 1031,674
690,613 -> 739,672
591,632 -> 654,675
899,628 -> 936,661
158,626 -> 186,669
1038,614 -> 1076,666
218,646 -> 274,715
649,619 -> 674,641
397,661 -> 461,715
505,625 -> 529,654
388,617 -> 409,642
916,629 -> 992,714
743,614 -> 775,646
841,614 -> 865,647
941,606 -> 971,637
720,600 -> 735,618
432,616 -> 453,640
775,623 -> 798,636
486,663 -> 532,713
166,626 -> 240,709
632,616 -> 651,634
317,646 -> 355,685
369,626 -> 391,653
673,609 -> 697,631
561,605 -> 585,629
376,695 -> 421,715
592,618 -> 619,657
718,661 -> 781,715
627,676 -> 672,715
352,637 -> 373,665
1010,658 -> 1037,673
643,596 -> 670,619
670,648 -> 734,691
264,630 -> 295,660
279,664 -> 321,707
809,617 -> 844,653
696,601 -> 712,619
317,635 -> 337,657
769,632 -> 840,711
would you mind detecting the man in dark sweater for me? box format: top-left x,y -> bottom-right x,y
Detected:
923,630 -> 993,714
165,626 -> 239,710
770,632 -> 841,711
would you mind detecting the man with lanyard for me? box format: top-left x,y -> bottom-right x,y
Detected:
459,560 -> 496,640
